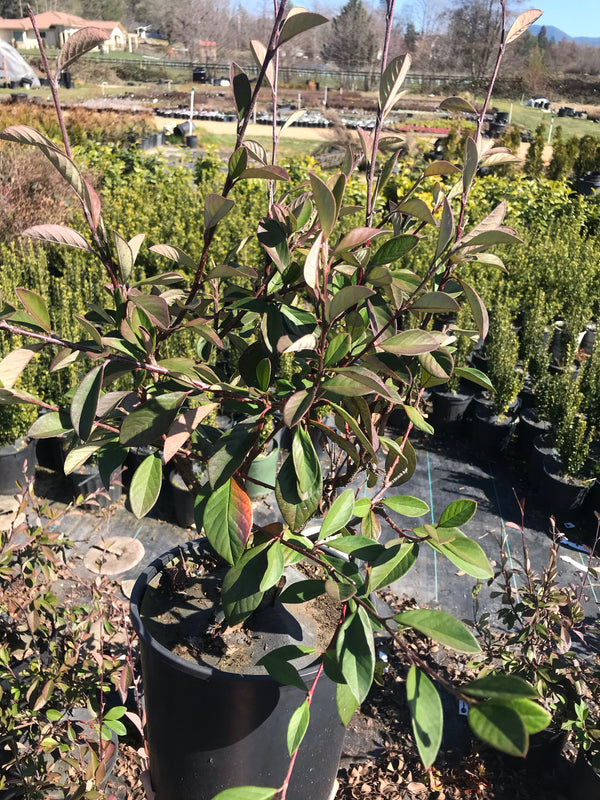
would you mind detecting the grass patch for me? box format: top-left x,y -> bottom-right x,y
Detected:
485,99 -> 600,140
196,125 -> 326,159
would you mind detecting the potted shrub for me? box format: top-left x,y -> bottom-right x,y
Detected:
427,307 -> 479,428
0,7 -> 549,800
471,296 -> 523,452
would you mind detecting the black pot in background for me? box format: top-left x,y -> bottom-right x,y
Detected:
168,471 -> 196,528
518,382 -> 537,411
569,748 -> 600,798
516,408 -> 551,459
470,408 -> 518,455
71,464 -> 122,509
467,391 -> 494,421
429,386 -> 473,427
528,433 -> 557,491
130,539 -> 346,800
0,437 -> 36,495
538,454 -> 593,516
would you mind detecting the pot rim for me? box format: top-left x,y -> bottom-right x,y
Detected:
130,537 -> 323,684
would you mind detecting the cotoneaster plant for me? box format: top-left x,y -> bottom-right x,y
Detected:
0,4 -> 551,799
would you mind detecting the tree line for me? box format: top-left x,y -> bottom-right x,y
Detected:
2,0 -> 600,84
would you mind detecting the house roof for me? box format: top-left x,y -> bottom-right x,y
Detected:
0,13 -> 128,33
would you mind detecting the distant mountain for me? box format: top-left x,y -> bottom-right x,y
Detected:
530,24 -> 600,48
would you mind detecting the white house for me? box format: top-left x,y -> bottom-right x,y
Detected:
0,12 -> 136,52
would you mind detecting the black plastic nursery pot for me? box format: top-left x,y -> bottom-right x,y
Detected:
130,539 -> 346,800
429,387 -> 472,427
516,408 -> 551,459
528,433 -> 558,491
538,456 -> 593,515
168,470 -> 196,527
70,464 -> 122,508
470,408 -> 518,455
0,437 -> 36,495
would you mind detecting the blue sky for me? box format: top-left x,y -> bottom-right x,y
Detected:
535,0 -> 600,37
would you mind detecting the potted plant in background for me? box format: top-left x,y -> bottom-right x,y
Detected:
471,294 -> 523,453
0,6 -> 550,800
427,306 -> 479,428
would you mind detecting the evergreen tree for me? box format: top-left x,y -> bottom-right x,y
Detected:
524,123 -> 546,178
537,25 -> 549,50
321,0 -> 377,71
404,21 -> 418,53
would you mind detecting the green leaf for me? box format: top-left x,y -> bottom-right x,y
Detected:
292,426 -> 322,501
27,410 -> 72,438
423,161 -> 461,177
287,700 -> 310,756
240,166 -> 290,181
419,346 -> 454,380
463,136 -> 479,191
371,235 -> 419,266
396,609 -> 480,653
459,279 -> 489,340
276,454 -> 321,532
361,509 -> 381,539
230,63 -> 252,120
260,540 -> 285,592
430,531 -> 493,579
310,172 -> 336,239
327,535 -> 383,561
379,54 -> 412,117
283,389 -> 315,428
204,193 -> 235,229
469,702 -> 528,757
211,788 -> 277,800
368,541 -> 418,591
336,682 -> 360,725
320,489 -> 355,538
337,606 -> 375,704
438,499 -> 477,528
204,478 -> 253,565
335,227 -> 382,253
503,698 -> 551,734
120,393 -> 184,448
131,294 -> 170,329
113,230 -> 133,282
406,666 -> 442,767
403,405 -> 434,435
439,96 -> 477,114
435,199 -> 455,259
208,422 -> 258,490
129,454 -> 162,518
410,292 -> 460,313
22,224 -> 93,254
221,545 -> 268,625
279,8 -> 329,44
278,579 -> 326,604
63,436 -> 115,476
0,344 -> 44,389
381,495 -> 429,517
71,364 -> 104,442
454,366 -> 493,392
464,674 -> 538,701
325,579 -> 357,602
15,288 -> 51,332
379,329 -> 440,356
506,9 -> 543,45
353,497 -> 371,518
324,333 -> 351,367
149,243 -> 196,268
229,146 -> 248,179
327,286 -> 375,322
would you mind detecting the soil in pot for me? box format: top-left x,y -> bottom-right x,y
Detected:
0,437 -> 36,495
130,539 -> 346,800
